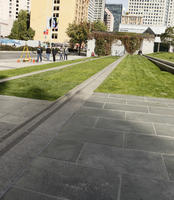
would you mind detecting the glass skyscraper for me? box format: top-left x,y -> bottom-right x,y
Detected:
105,4 -> 123,31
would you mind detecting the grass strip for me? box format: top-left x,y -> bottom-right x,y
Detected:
0,57 -> 92,80
148,52 -> 174,63
96,55 -> 174,99
0,56 -> 118,101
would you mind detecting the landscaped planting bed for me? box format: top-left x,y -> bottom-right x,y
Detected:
0,57 -> 92,80
0,56 -> 117,100
148,52 -> 174,63
96,55 -> 174,99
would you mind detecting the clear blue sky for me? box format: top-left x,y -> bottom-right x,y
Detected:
106,0 -> 128,10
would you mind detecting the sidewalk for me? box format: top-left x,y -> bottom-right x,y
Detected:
1,55 -> 174,199
0,55 -> 85,70
0,95 -> 51,139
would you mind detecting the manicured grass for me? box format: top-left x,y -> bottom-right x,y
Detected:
0,56 -> 118,101
96,55 -> 174,99
0,57 -> 91,80
148,52 -> 174,62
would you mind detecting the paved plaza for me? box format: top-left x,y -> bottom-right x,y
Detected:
0,95 -> 51,139
0,92 -> 174,199
0,56 -> 174,199
0,52 -> 84,70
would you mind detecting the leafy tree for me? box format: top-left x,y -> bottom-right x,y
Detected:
9,10 -> 35,40
90,21 -> 107,32
161,27 -> 174,51
66,21 -> 107,55
66,22 -> 90,55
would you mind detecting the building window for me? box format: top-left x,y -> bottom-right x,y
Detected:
54,6 -> 59,11
52,33 -> 58,39
54,0 -> 60,4
52,28 -> 58,32
53,13 -> 59,17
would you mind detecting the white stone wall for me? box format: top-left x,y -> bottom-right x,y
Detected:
87,39 -> 96,57
169,45 -> 174,53
141,39 -> 155,54
111,40 -> 125,56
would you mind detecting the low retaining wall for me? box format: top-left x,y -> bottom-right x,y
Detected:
144,55 -> 174,74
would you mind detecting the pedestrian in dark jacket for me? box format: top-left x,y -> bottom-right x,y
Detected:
64,47 -> 69,60
37,45 -> 43,62
52,47 -> 56,62
46,45 -> 51,61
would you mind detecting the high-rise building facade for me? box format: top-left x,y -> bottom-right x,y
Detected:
88,0 -> 106,22
106,4 -> 122,31
0,0 -> 30,36
93,0 -> 105,21
31,0 -> 89,43
121,15 -> 143,25
9,0 -> 30,20
128,0 -> 174,27
88,0 -> 95,22
104,8 -> 114,32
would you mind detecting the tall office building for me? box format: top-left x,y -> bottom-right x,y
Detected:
128,0 -> 174,26
88,0 -> 95,22
31,0 -> 89,43
104,8 -> 114,32
88,0 -> 105,22
8,0 -> 30,20
94,0 -> 105,21
0,0 -> 30,36
106,4 -> 122,31
121,15 -> 143,25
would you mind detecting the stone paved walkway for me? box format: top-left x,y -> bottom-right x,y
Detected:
1,91 -> 174,200
0,95 -> 51,139
0,55 -> 85,71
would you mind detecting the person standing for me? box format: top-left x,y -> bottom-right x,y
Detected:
59,46 -> 64,60
37,45 -> 43,62
64,47 -> 69,60
46,45 -> 51,61
52,47 -> 56,62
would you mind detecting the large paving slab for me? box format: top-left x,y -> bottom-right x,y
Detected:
15,157 -> 120,200
0,95 -> 51,139
1,90 -> 174,199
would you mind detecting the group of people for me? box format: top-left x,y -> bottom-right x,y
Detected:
36,45 -> 69,62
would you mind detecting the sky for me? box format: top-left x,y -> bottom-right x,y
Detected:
106,0 -> 128,10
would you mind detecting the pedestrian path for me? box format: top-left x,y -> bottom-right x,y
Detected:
0,57 -> 95,83
1,54 -> 174,199
1,92 -> 174,200
0,95 -> 51,139
0,55 -> 84,70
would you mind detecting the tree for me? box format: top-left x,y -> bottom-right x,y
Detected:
9,10 -> 35,40
66,21 -> 107,55
161,27 -> 174,52
66,22 -> 90,55
90,21 -> 107,32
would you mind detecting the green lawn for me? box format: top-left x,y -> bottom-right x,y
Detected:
0,57 -> 92,80
96,55 -> 174,99
148,52 -> 174,62
0,56 -> 117,101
